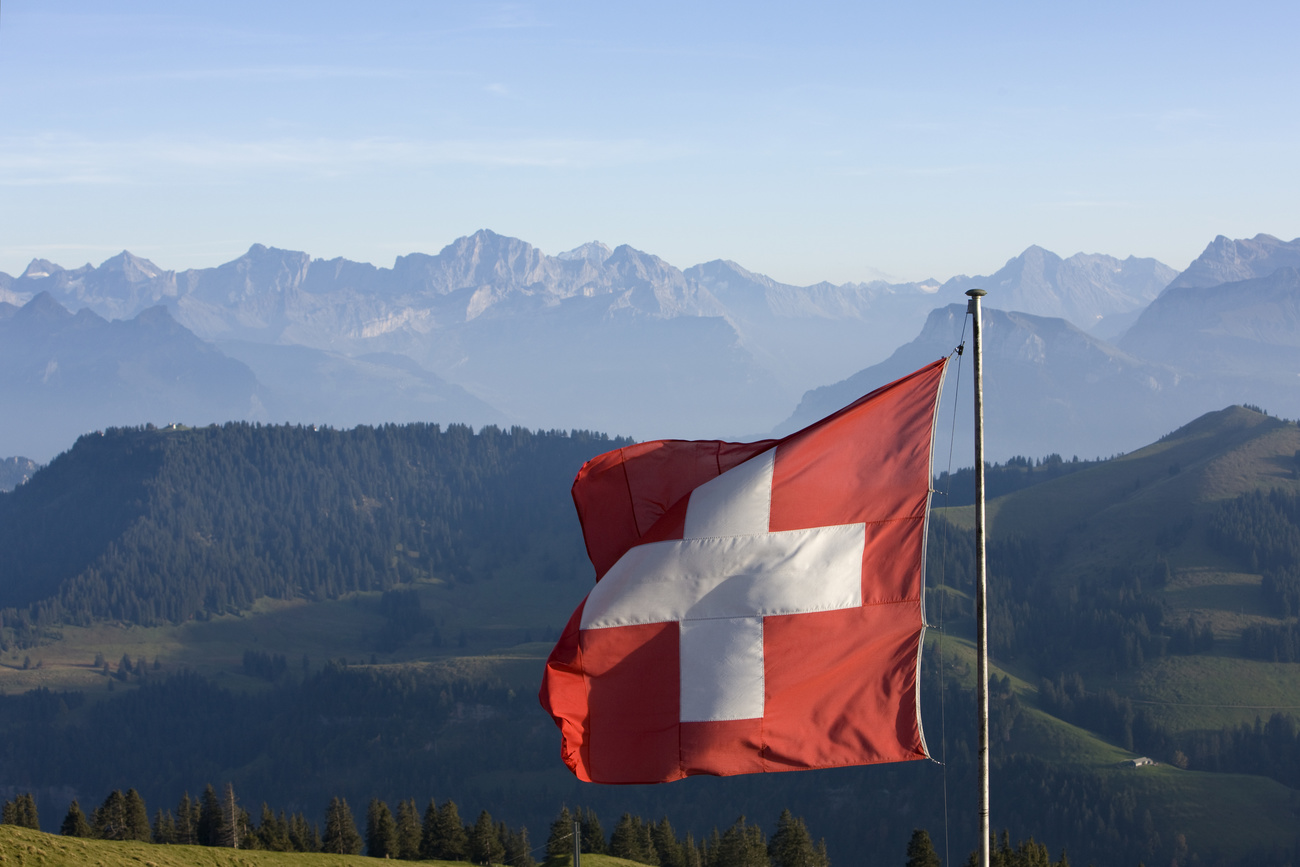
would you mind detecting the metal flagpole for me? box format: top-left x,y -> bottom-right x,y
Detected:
573,818 -> 582,867
965,288 -> 990,867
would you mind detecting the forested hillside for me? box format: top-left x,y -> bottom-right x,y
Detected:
0,422 -> 626,637
3,409 -> 1300,867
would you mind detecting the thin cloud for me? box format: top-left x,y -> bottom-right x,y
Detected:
145,65 -> 409,83
0,133 -> 692,185
1046,199 -> 1142,210
838,163 -> 985,178
478,3 -> 544,30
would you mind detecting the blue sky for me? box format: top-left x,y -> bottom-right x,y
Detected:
2,1 -> 1297,284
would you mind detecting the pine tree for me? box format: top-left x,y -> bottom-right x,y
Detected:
153,808 -> 177,844
61,800 -> 92,837
197,784 -> 225,846
93,790 -> 128,840
581,808 -> 607,854
637,819 -> 659,866
2,794 -> 40,830
124,789 -> 151,841
701,828 -> 721,867
238,800 -> 256,848
322,797 -> 362,855
20,793 -> 40,830
769,810 -> 820,867
470,810 -> 506,866
256,804 -> 291,851
288,812 -> 320,852
683,833 -> 703,867
221,783 -> 243,848
610,814 -> 658,865
547,805 -> 574,860
653,817 -> 684,867
502,823 -> 536,867
430,799 -> 469,861
904,829 -> 941,867
175,792 -> 198,845
610,814 -> 644,862
421,798 -> 441,859
395,798 -> 421,860
714,817 -> 768,867
366,798 -> 398,858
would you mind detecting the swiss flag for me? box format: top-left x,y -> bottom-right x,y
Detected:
540,358 -> 948,784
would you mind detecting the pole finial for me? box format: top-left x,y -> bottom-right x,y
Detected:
965,288 -> 987,298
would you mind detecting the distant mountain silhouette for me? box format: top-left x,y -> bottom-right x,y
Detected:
943,245 -> 1175,335
0,293 -> 503,461
776,304 -> 1188,462
1164,233 -> 1300,291
0,293 -> 263,460
1,231 -> 1183,450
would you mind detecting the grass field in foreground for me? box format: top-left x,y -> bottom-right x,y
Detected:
0,826 -> 643,867
0,825 -> 453,867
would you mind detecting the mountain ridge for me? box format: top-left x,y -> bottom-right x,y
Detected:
0,231 -> 1184,450
1165,233 -> 1300,291
2,232 -> 1175,339
777,303 -> 1188,461
9,230 -> 1299,465
0,293 -> 505,462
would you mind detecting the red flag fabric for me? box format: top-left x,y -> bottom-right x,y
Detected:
540,358 -> 948,784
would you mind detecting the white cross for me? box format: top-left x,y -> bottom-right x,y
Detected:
581,449 -> 866,722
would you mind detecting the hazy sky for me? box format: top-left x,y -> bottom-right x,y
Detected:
2,1 -> 1297,285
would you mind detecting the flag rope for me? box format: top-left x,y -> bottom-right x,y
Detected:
935,311 -> 971,867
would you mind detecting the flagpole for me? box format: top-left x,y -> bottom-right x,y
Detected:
965,288 -> 990,867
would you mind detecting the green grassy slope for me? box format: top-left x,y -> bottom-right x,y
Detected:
0,824 -> 439,866
975,407 -> 1300,716
0,825 -> 647,867
987,406 -> 1300,574
922,409 -> 1300,859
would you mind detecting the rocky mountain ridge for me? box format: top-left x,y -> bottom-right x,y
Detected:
3,232 -> 1176,346
779,233 -> 1300,461
0,231 -> 1180,441
1164,233 -> 1300,291
5,230 -> 1297,464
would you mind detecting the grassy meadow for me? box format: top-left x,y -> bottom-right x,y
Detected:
0,825 -> 644,867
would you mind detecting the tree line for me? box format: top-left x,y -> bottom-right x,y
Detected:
928,517 -> 1196,675
902,827 -> 1073,867
1207,488 -> 1300,661
3,783 -> 834,867
933,453 -> 1103,509
0,422 -> 626,642
1038,671 -> 1300,789
543,806 -> 828,867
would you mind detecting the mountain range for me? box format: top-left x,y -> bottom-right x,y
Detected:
781,234 -> 1300,462
776,304 -> 1187,462
1,231 -> 1298,464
